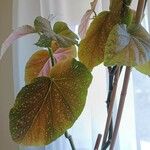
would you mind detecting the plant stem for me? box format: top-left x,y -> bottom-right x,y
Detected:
109,1 -> 146,149
135,0 -> 146,24
109,67 -> 131,150
94,134 -> 102,150
48,47 -> 55,67
101,67 -> 120,150
102,67 -> 117,150
65,131 -> 76,150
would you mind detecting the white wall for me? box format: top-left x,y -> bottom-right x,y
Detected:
0,0 -> 18,149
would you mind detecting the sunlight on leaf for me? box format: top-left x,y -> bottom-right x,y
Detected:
10,58 -> 92,146
0,25 -> 35,60
25,46 -> 76,84
25,50 -> 49,84
104,24 -> 150,72
78,0 -> 98,39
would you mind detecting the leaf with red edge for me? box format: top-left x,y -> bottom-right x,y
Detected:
0,25 -> 35,60
9,58 -> 92,146
78,0 -> 98,39
25,46 -> 76,84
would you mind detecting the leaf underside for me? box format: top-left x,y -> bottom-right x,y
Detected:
104,24 -> 150,75
10,58 -> 92,146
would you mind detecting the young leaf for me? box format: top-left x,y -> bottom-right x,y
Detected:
10,58 -> 92,146
53,21 -> 78,40
104,24 -> 150,69
25,46 -> 76,84
78,0 -> 98,39
78,10 -> 121,70
34,16 -> 53,37
34,17 -> 78,48
0,25 -> 35,60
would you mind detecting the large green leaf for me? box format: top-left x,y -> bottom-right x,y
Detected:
34,16 -> 78,48
10,58 -> 92,146
104,24 -> 150,74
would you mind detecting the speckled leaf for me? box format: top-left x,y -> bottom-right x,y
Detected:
104,24 -> 150,69
10,58 -> 92,146
34,16 -> 78,48
25,46 -> 77,84
78,0 -> 98,39
78,10 -> 121,70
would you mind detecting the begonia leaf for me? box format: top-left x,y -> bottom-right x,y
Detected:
78,11 -> 120,70
34,17 -> 78,48
104,24 -> 150,75
9,58 -> 92,146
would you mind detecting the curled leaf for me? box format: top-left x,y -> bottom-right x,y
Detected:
34,16 -> 78,48
10,58 -> 92,146
104,24 -> 150,71
53,21 -> 78,40
0,25 -> 35,60
34,16 -> 53,37
78,0 -> 98,39
25,46 -> 76,84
